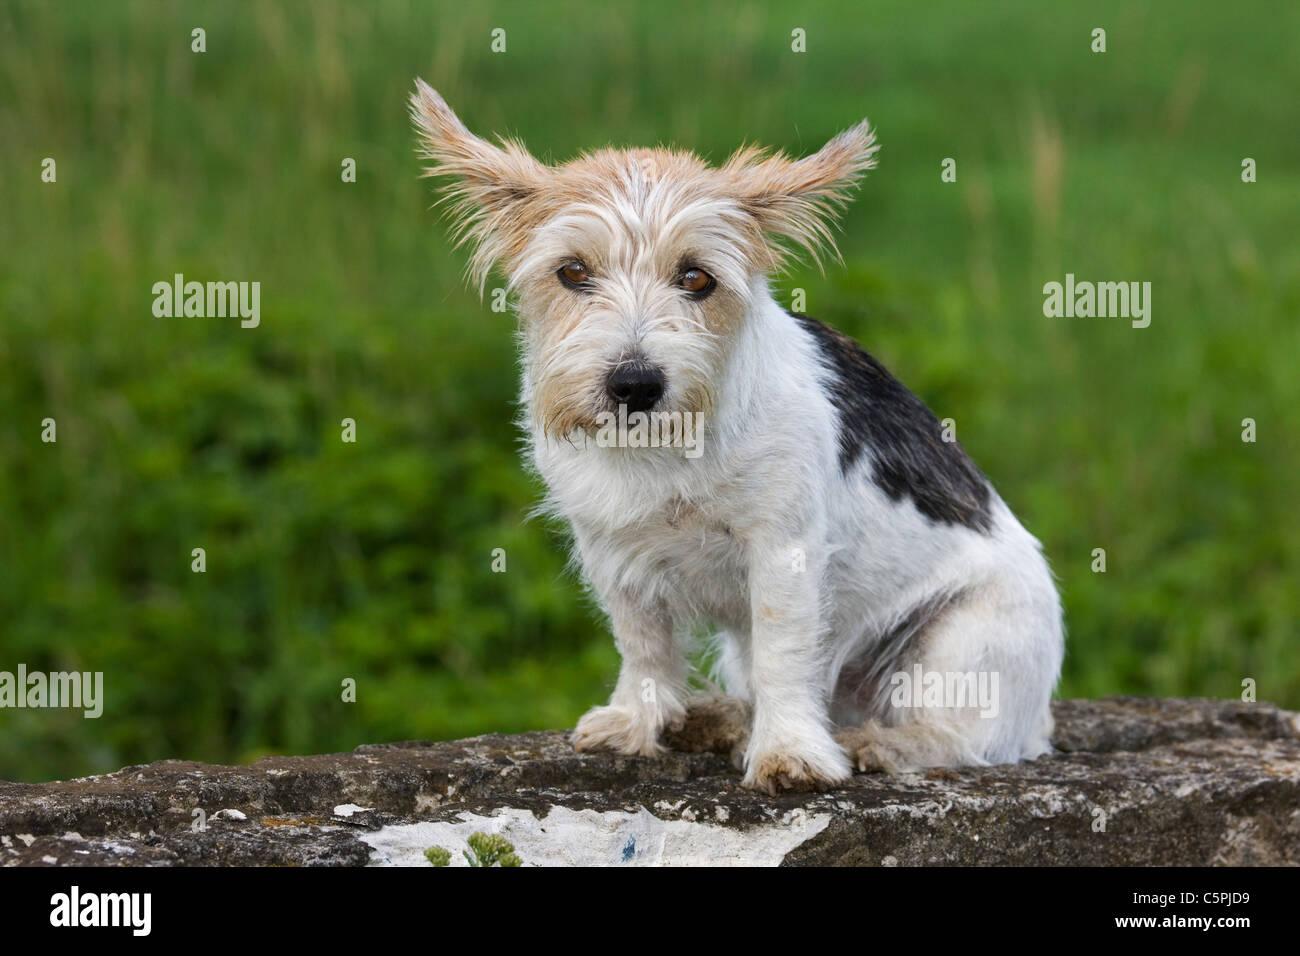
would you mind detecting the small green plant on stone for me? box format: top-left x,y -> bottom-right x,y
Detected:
424,832 -> 521,867
465,831 -> 521,867
424,846 -> 451,867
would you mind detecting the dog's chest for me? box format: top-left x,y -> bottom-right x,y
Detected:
581,491 -> 752,623
661,495 -> 738,557
652,497 -> 751,619
536,443 -> 758,622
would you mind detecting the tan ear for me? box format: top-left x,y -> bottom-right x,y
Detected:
409,79 -> 548,290
723,120 -> 879,269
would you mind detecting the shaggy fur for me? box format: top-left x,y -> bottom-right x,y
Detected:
410,80 -> 1064,793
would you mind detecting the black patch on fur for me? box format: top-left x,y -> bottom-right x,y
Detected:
793,313 -> 993,533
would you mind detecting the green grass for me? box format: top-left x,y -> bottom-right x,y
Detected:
0,0 -> 1297,781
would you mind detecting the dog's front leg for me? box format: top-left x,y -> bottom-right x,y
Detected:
742,543 -> 852,793
572,591 -> 687,758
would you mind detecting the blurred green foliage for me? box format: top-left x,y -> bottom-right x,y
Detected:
0,1 -> 1296,781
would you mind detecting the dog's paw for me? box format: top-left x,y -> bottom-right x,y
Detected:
835,722 -> 975,774
663,693 -> 751,768
837,729 -> 914,774
742,748 -> 851,795
571,704 -> 664,757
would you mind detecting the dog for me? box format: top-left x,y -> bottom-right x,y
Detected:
410,80 -> 1064,794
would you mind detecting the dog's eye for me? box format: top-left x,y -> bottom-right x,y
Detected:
558,262 -> 592,289
679,268 -> 715,298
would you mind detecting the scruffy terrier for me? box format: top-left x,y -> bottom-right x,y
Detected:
411,80 -> 1064,794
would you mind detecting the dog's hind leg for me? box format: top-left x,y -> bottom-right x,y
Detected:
836,579 -> 1062,774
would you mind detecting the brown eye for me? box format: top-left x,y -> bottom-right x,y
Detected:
558,262 -> 591,289
679,268 -> 715,298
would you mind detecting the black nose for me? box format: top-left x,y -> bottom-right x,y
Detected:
606,364 -> 665,414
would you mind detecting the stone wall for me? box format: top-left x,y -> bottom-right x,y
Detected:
1,697 -> 1296,866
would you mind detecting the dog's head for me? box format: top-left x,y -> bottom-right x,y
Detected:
410,80 -> 878,441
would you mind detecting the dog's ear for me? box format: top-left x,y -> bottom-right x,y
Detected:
410,79 -> 548,291
724,120 -> 878,269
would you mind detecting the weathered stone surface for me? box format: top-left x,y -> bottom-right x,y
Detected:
1,696 -> 1296,866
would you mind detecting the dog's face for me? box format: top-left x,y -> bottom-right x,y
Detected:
410,80 -> 878,440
